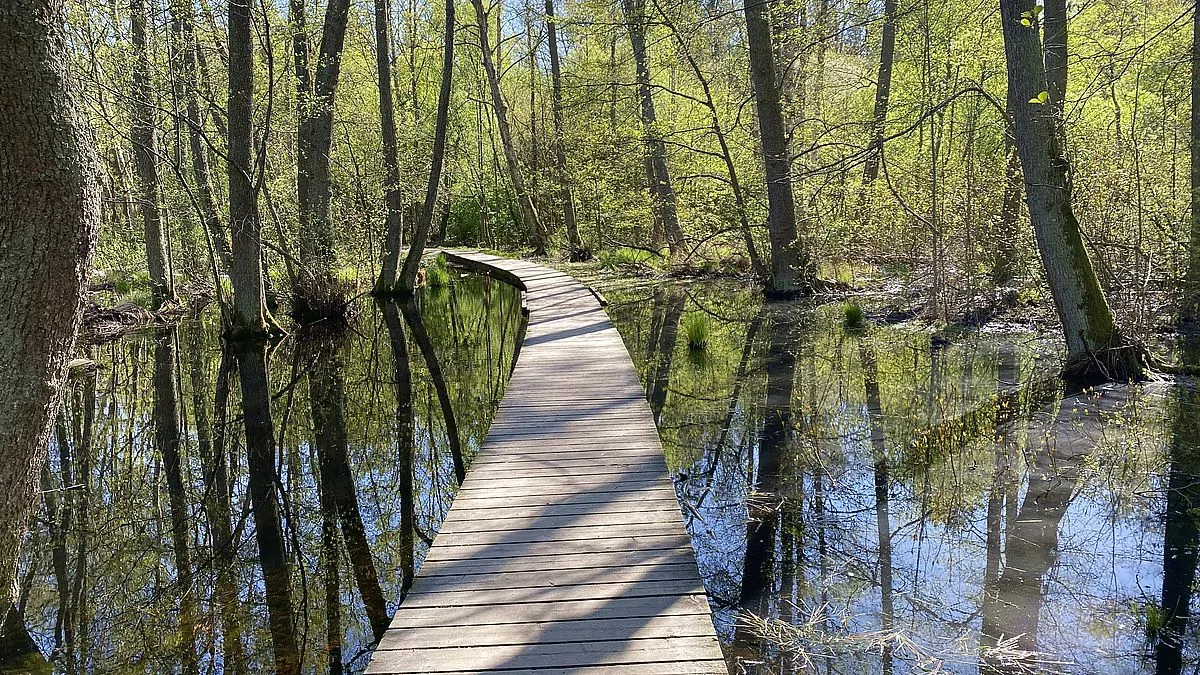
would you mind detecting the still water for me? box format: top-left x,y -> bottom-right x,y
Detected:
601,278 -> 1200,675
5,272 -> 1199,674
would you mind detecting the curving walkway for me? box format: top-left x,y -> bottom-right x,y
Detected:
364,251 -> 727,674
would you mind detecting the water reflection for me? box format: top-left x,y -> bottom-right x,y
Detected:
605,279 -> 1198,675
5,274 -> 520,673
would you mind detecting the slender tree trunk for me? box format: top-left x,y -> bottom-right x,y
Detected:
306,335 -> 391,640
235,346 -> 300,674
380,301 -> 417,594
860,0 -> 896,189
998,0 -> 1142,381
398,0 -> 455,292
171,0 -> 231,276
375,0 -> 406,292
744,0 -> 814,295
152,328 -> 198,674
1184,4 -> 1200,323
1043,0 -> 1067,112
621,0 -> 685,258
131,0 -> 175,309
0,0 -> 101,655
227,0 -> 273,336
653,0 -> 764,277
400,299 -> 466,484
545,0 -> 584,258
292,0 -> 313,237
296,0 -> 353,308
473,0 -> 547,254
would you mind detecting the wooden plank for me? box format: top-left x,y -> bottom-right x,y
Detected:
366,637 -> 725,673
375,613 -> 719,650
366,252 -> 725,675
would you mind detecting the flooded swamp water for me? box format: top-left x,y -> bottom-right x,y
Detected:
4,271 -> 1199,674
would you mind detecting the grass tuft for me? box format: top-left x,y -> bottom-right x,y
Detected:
425,255 -> 453,288
683,312 -> 710,350
843,302 -> 865,330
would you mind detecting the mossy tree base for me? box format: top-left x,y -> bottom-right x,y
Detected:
1062,343 -> 1154,385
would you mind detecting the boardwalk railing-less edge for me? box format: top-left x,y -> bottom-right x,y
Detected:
365,251 -> 727,674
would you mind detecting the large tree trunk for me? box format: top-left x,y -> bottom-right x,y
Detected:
227,0 -> 273,336
374,0 -> 406,293
295,0 -> 353,314
0,0 -> 100,656
545,0 -> 584,259
473,0 -> 547,255
860,0 -> 896,188
621,0 -> 685,258
998,0 -> 1143,381
744,0 -> 815,295
398,0 -> 455,292
131,0 -> 175,309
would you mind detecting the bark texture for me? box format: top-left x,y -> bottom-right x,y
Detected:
0,0 -> 100,656
296,0 -> 353,293
744,0 -> 814,294
1185,4 -> 1200,322
999,0 -> 1141,381
228,0 -> 272,335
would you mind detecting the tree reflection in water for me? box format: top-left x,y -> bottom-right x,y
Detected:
605,278 -> 1198,675
6,274 -> 520,672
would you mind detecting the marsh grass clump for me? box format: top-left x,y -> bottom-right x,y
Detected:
425,255 -> 453,288
843,302 -> 866,330
599,247 -> 655,271
683,312 -> 710,350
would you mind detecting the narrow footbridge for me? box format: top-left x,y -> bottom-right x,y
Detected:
365,251 -> 727,674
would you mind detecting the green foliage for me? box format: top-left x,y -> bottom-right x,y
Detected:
683,312 -> 711,350
843,303 -> 866,330
425,255 -> 453,288
598,247 -> 656,271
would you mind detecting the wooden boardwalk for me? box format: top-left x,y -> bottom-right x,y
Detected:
365,251 -> 727,674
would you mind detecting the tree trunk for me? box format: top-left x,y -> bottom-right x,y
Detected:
0,0 -> 101,651
546,0 -> 584,259
398,0 -> 455,292
152,328 -> 198,674
744,0 -> 814,295
131,0 -> 175,309
1184,4 -> 1200,323
860,0 -> 896,188
170,0 -> 231,278
400,298 -> 466,484
621,0 -> 685,258
472,0 -> 547,254
234,346 -> 300,674
1043,0 -> 1067,111
999,0 -> 1143,381
227,0 -> 273,336
306,334 -> 391,640
375,0 -> 406,293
